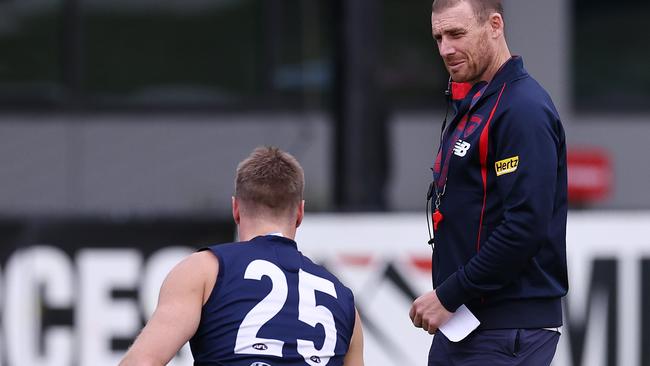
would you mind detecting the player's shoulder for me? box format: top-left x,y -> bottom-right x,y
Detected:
299,254 -> 355,297
202,240 -> 245,251
299,253 -> 331,276
199,240 -> 251,261
159,250 -> 219,302
178,250 -> 219,277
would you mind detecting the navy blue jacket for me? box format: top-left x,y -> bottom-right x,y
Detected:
190,235 -> 356,366
431,57 -> 568,329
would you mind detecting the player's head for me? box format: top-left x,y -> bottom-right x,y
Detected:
431,0 -> 506,84
234,146 -> 305,224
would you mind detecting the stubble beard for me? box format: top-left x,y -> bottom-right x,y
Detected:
468,32 -> 494,84
444,31 -> 494,84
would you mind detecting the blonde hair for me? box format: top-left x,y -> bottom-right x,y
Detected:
235,146 -> 304,216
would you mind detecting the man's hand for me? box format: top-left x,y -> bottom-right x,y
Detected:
409,290 -> 453,334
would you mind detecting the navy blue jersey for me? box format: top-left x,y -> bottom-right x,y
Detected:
190,235 -> 356,366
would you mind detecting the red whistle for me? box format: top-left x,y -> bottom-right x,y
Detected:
433,209 -> 444,231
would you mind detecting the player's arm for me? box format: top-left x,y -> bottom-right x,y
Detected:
343,309 -> 365,366
119,251 -> 218,366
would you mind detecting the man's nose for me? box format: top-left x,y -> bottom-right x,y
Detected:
439,38 -> 456,57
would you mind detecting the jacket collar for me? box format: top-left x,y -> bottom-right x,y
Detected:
483,55 -> 528,96
450,56 -> 528,103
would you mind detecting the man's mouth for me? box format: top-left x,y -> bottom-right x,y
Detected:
448,60 -> 465,72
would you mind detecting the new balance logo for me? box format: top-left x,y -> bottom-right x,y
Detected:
453,140 -> 471,157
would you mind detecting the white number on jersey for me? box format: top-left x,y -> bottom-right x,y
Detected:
297,269 -> 338,365
234,260 -> 339,365
234,260 -> 287,356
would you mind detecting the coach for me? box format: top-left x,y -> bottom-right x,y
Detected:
409,1 -> 569,365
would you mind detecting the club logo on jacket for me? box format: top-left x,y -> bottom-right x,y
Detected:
463,115 -> 483,138
453,140 -> 471,157
495,156 -> 519,176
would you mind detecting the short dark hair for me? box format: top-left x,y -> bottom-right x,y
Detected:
235,146 -> 304,216
432,0 -> 504,23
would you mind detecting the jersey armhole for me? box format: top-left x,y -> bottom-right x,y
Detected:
198,247 -> 224,310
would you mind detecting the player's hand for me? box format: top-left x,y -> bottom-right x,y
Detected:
409,290 -> 453,334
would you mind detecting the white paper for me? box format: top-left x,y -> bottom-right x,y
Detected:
439,304 -> 480,342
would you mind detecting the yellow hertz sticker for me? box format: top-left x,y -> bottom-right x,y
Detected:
495,156 -> 519,176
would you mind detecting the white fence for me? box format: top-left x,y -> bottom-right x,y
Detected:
1,212 -> 648,366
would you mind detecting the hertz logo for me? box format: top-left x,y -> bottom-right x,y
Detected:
495,156 -> 519,176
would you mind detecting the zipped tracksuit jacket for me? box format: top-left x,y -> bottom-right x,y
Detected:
432,56 -> 568,329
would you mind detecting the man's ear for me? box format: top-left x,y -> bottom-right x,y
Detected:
295,200 -> 305,228
489,13 -> 505,38
232,196 -> 241,225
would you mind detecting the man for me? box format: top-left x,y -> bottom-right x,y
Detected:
120,146 -> 364,366
409,1 -> 568,365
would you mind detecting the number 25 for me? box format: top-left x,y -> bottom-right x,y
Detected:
234,260 -> 338,366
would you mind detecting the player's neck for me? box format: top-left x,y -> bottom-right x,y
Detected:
237,219 -> 297,242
